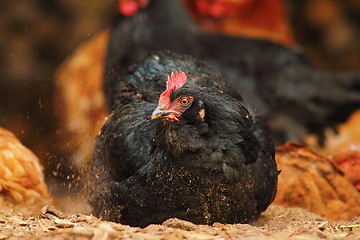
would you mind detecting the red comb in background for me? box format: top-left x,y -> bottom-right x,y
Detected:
118,0 -> 149,17
158,72 -> 188,107
194,0 -> 254,18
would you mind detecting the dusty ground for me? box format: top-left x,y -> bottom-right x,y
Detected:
1,205 -> 359,240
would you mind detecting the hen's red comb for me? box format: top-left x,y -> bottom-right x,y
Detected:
158,72 -> 187,107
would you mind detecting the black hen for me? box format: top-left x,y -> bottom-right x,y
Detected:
89,50 -> 278,227
105,0 -> 360,144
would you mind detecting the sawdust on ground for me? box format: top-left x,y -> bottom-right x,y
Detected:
1,205 -> 360,240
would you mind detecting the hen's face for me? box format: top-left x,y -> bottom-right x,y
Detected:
151,95 -> 194,121
151,72 -> 205,122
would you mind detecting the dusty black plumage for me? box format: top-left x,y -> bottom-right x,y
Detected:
89,50 -> 278,227
105,0 -> 360,144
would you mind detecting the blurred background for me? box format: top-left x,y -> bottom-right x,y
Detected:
0,0 -> 359,197
0,0 -> 116,195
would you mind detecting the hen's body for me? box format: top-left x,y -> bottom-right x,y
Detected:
105,0 -> 360,144
90,51 -> 278,227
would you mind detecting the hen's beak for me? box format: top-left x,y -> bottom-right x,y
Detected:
151,106 -> 180,121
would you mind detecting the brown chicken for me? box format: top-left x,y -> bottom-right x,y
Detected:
306,110 -> 360,155
55,31 -> 109,169
306,110 -> 360,191
0,128 -> 50,212
274,142 -> 360,220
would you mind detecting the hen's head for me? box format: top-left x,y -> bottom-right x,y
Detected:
151,72 -> 205,123
150,70 -> 267,168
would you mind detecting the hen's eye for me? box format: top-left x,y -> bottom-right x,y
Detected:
180,97 -> 191,107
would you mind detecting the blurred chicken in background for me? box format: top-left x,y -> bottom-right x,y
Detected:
183,0 -> 295,46
289,0 -> 360,71
55,31 -> 109,170
306,110 -> 360,191
274,142 -> 360,220
0,128 -> 51,213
